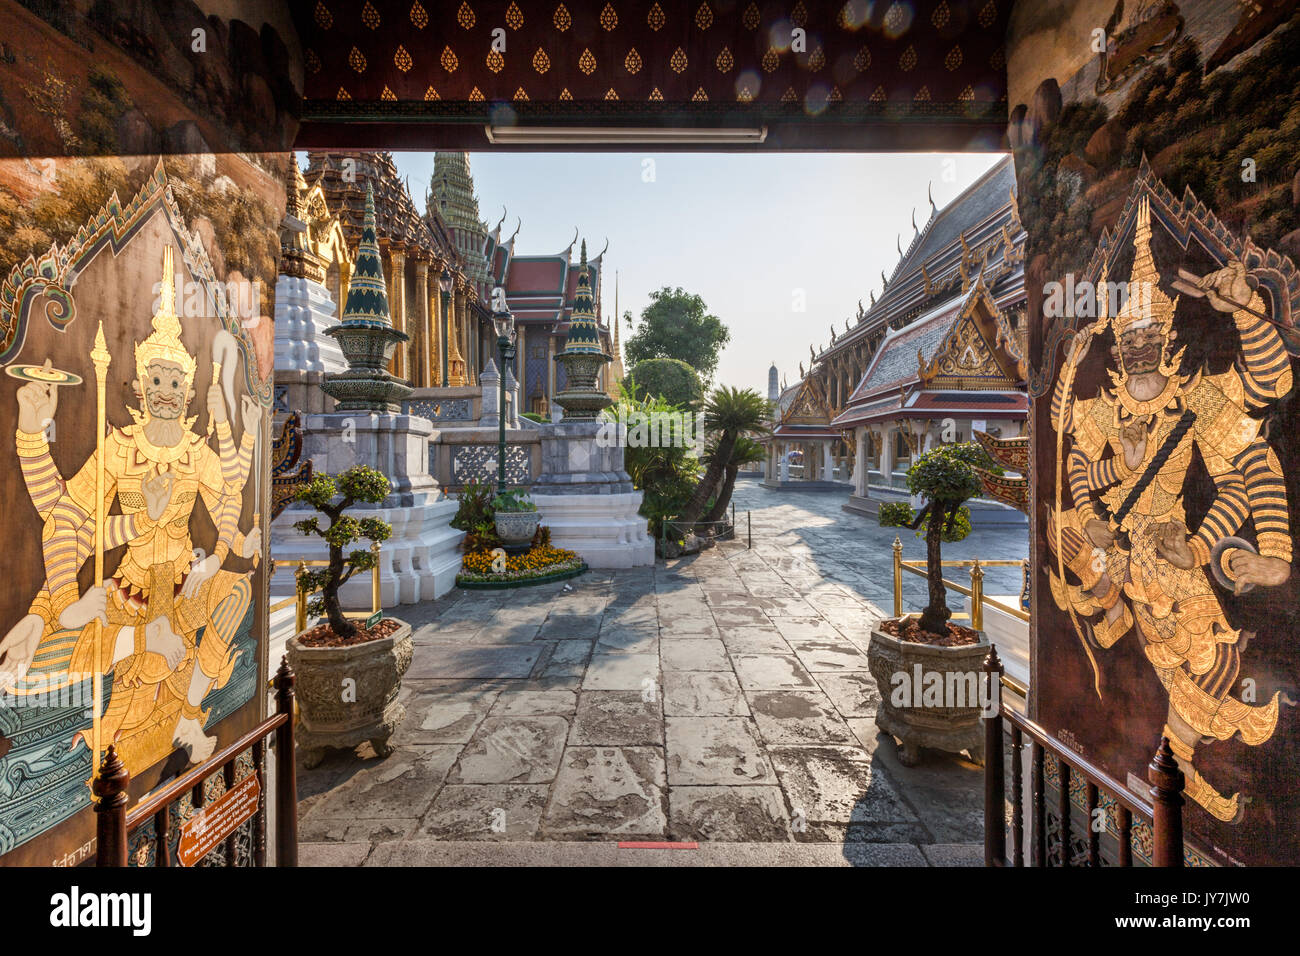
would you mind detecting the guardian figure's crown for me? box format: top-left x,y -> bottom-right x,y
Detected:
135,245 -> 198,385
1109,197 -> 1178,337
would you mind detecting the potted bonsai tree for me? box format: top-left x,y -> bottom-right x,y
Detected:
492,487 -> 539,553
867,442 -> 993,766
286,465 -> 412,768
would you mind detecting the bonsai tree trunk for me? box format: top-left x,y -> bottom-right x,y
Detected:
322,541 -> 356,639
702,460 -> 739,523
918,498 -> 951,636
678,430 -> 736,527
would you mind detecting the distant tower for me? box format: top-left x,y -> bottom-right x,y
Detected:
768,362 -> 779,404
429,151 -> 490,293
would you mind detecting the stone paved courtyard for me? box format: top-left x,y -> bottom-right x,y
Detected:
297,479 -> 1028,866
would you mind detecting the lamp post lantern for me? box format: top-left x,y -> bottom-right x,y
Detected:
492,299 -> 516,494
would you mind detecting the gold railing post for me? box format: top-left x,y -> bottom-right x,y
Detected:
892,536 -> 903,618
371,541 -> 382,614
971,559 -> 984,632
294,561 -> 308,633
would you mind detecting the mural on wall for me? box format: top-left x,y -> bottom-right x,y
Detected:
1012,1 -> 1300,865
0,156 -> 279,865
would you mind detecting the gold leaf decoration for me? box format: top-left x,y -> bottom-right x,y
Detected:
457,2 -> 475,28
932,1 -> 950,29
669,47 -> 687,72
828,85 -> 842,101
305,49 -> 322,74
487,48 -> 505,73
648,2 -> 666,31
695,2 -> 713,29
648,87 -> 663,100
742,2 -> 760,29
762,47 -> 779,72
625,48 -> 642,73
944,45 -> 962,71
899,44 -> 917,71
424,86 -> 440,100
533,48 -> 551,73
780,87 -> 797,102
958,84 -> 975,101
395,45 -> 413,72
554,3 -> 571,30
505,1 -> 523,29
314,1 -> 333,29
915,86 -> 931,102
514,86 -> 529,101
791,1 -> 808,26
410,1 -> 428,29
736,83 -> 755,102
468,86 -> 485,101
978,0 -> 997,28
361,0 -> 380,29
716,46 -> 734,72
559,87 -> 573,100
441,46 -> 459,72
870,84 -> 886,102
380,85 -> 396,100
605,88 -> 619,100
579,48 -> 597,74
854,46 -> 870,71
337,86 -> 351,100
348,46 -> 367,72
600,2 -> 618,30
808,45 -> 825,71
691,87 -> 708,101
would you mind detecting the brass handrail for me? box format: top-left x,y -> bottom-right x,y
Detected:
891,536 -> 1029,630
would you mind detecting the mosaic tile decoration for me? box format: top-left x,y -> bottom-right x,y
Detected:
451,443 -> 530,485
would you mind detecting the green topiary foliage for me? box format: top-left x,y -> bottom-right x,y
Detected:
878,501 -> 914,527
628,358 -> 704,410
916,504 -> 972,543
292,465 -> 393,639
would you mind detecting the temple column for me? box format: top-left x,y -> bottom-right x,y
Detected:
455,285 -> 471,386
880,423 -> 896,483
415,260 -> 431,388
547,333 -> 557,414
779,444 -> 790,482
823,443 -> 834,482
389,248 -> 407,380
446,281 -> 466,387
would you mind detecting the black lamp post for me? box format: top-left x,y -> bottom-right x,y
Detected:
492,300 -> 516,494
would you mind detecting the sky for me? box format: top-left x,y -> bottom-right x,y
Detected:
389,150 -> 1004,396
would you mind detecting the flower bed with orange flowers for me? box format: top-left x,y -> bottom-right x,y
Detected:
456,543 -> 587,589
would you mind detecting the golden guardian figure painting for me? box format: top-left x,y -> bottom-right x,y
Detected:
1046,191 -> 1294,826
0,162 -> 268,864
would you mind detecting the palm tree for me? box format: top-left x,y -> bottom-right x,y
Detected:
677,386 -> 770,528
702,435 -> 765,523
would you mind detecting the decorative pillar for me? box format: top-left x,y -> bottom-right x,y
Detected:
478,358 -> 500,427
823,443 -> 834,482
780,444 -> 790,482
415,260 -> 431,389
446,279 -> 466,387
880,423 -> 896,481
388,248 -> 407,380
504,362 -> 520,429
455,285 -> 470,386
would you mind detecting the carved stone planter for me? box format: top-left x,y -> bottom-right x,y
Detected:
867,621 -> 991,766
494,510 -> 540,551
287,618 -> 413,768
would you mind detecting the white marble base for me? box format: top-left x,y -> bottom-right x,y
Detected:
274,273 -> 346,374
532,491 -> 654,569
272,494 -> 464,608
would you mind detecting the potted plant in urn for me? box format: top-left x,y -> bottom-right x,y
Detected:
286,465 -> 412,768
492,487 -> 540,553
868,442 -> 993,766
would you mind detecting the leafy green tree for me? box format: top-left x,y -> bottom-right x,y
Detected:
293,466 -> 393,639
702,434 -> 765,523
604,385 -> 700,537
905,443 -> 990,636
677,386 -> 769,528
624,287 -> 731,383
629,358 -> 703,409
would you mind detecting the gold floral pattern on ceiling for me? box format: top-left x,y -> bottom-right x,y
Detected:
742,2 -> 760,30
762,48 -> 779,72
648,87 -> 663,100
410,1 -> 427,30
348,46 -> 366,72
487,49 -> 504,73
716,47 -> 733,73
514,87 -> 528,101
625,48 -> 642,74
505,2 -> 524,30
361,1 -> 380,30
314,0 -> 332,29
554,3 -> 571,31
932,1 -> 951,29
600,3 -> 618,31
648,3 -> 666,31
578,49 -> 596,75
670,47 -> 687,73
305,49 -> 322,74
424,86 -> 439,100
695,3 -> 713,30
978,0 -> 998,28
457,2 -> 474,29
900,45 -> 917,71
441,46 -> 458,73
533,48 -> 550,73
854,46 -> 871,71
945,45 -> 963,71
395,45 -> 412,73
791,1 -> 808,27
605,88 -> 618,100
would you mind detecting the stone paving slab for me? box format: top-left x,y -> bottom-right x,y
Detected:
294,479 -> 1018,864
